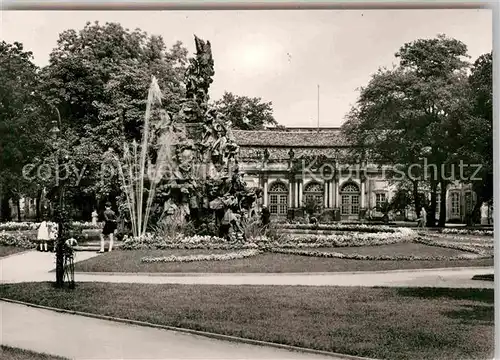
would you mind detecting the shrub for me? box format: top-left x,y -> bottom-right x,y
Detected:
0,231 -> 36,249
278,223 -> 398,233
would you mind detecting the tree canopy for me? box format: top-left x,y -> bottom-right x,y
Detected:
342,34 -> 491,226
0,41 -> 53,220
213,91 -> 278,130
39,22 -> 189,211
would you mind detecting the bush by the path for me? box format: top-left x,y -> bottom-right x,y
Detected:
0,231 -> 36,249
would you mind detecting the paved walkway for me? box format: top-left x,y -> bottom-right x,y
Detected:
1,301 -> 338,359
0,251 -> 494,288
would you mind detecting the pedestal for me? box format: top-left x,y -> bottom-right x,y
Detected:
320,209 -> 335,223
359,208 -> 367,221
333,208 -> 341,221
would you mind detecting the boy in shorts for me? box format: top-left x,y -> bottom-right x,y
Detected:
100,202 -> 117,253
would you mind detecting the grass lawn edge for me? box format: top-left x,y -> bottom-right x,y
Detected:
1,345 -> 69,360
0,297 -> 375,360
72,264 -> 495,277
0,248 -> 34,259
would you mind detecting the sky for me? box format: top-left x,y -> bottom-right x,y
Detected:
0,9 -> 493,128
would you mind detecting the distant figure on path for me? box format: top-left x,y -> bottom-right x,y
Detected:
91,209 -> 98,225
417,207 -> 427,228
481,202 -> 489,225
100,202 -> 117,253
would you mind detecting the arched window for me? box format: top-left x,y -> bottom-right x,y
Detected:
450,191 -> 461,217
269,182 -> 288,216
341,182 -> 360,215
464,191 -> 474,215
304,182 -> 324,213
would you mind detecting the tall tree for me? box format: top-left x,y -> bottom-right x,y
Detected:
459,52 -> 493,222
214,91 -> 278,130
40,22 -> 188,216
396,35 -> 471,227
343,34 -> 472,227
0,41 -> 51,221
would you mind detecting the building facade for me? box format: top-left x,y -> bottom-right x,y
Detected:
233,127 -> 477,222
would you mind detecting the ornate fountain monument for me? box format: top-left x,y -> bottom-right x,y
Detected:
151,36 -> 262,241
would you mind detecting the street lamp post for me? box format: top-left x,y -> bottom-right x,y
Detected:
50,117 -> 66,288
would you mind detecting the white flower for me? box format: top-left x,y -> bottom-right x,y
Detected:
141,249 -> 260,263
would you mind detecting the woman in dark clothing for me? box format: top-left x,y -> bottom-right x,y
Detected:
100,202 -> 117,253
261,205 -> 271,228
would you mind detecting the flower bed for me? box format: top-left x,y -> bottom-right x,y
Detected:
141,249 -> 261,263
274,231 -> 415,248
122,234 -> 263,250
270,247 -> 490,261
277,223 -> 398,233
414,237 -> 492,255
426,233 -> 494,247
71,222 -> 103,230
441,228 -> 493,236
0,231 -> 36,249
122,228 -> 417,251
0,221 -> 101,232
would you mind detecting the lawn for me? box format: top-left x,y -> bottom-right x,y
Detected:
0,346 -> 68,360
73,243 -> 494,273
0,282 -> 493,360
0,246 -> 30,258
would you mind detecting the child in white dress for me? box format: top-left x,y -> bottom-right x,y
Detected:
36,220 -> 50,252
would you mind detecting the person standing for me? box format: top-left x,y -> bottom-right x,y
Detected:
489,204 -> 494,225
100,202 -> 117,253
261,205 -> 271,228
480,202 -> 489,225
418,206 -> 427,228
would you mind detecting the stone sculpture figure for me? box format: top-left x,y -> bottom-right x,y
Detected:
156,35 -> 262,240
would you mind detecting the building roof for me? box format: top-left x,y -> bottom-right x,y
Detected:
232,128 -> 350,147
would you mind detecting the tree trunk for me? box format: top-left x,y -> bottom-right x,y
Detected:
412,180 -> 420,218
428,180 -> 437,227
36,188 -> 43,221
438,180 -> 447,227
17,198 -> 22,222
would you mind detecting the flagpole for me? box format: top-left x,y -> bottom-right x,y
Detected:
317,84 -> 320,133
